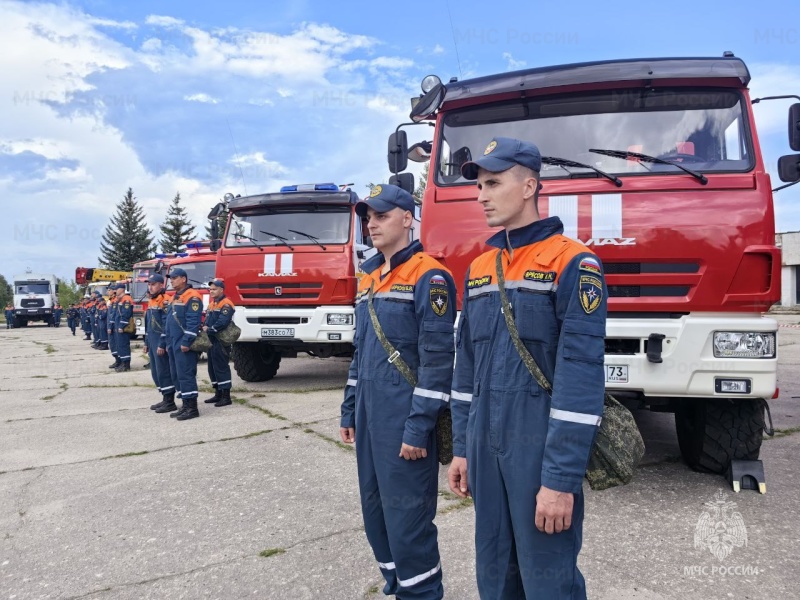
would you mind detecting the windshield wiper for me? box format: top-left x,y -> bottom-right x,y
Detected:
588,148 -> 707,185
541,156 -> 622,187
288,229 -> 327,250
233,232 -> 264,252
259,230 -> 295,251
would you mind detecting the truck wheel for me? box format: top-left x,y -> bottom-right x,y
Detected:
675,399 -> 764,474
232,342 -> 281,382
14,316 -> 27,328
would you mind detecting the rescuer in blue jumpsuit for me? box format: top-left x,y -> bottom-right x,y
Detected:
91,292 -> 102,346
53,304 -> 62,327
83,297 -> 94,340
145,274 -> 177,414
164,268 -> 203,421
106,284 -> 120,368
340,185 -> 456,600
203,278 -> 235,408
66,304 -> 78,334
115,286 -> 134,372
96,299 -> 108,350
448,138 -> 607,599
4,305 -> 13,328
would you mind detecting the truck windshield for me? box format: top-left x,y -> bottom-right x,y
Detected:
167,261 -> 216,290
15,283 -> 50,294
132,268 -> 152,301
435,88 -> 752,185
225,206 -> 351,248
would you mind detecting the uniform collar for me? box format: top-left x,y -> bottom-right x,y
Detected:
361,240 -> 423,277
486,216 -> 564,250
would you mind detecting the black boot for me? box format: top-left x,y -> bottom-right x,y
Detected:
108,357 -> 121,369
170,400 -> 186,418
115,361 -> 131,372
214,389 -> 232,407
154,393 -> 177,413
204,387 -> 221,404
176,397 -> 199,421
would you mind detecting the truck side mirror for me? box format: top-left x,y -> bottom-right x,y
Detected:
207,202 -> 225,219
790,104 -> 800,151
389,172 -> 415,195
778,154 -> 800,182
155,260 -> 165,274
388,131 -> 408,174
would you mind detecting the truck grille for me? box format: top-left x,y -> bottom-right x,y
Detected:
608,286 -> 690,298
604,262 -> 700,274
21,299 -> 44,308
237,282 -> 323,302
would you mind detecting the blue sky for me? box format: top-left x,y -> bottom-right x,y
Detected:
1,0 -> 799,281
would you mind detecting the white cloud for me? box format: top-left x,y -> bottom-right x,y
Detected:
183,93 -> 219,104
87,16 -> 137,30
432,44 -> 445,55
502,52 -> 526,71
141,37 -> 162,52
145,15 -> 184,28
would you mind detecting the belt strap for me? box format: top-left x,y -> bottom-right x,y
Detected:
367,280 -> 417,387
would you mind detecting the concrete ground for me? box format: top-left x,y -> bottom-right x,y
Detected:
1,317 -> 799,599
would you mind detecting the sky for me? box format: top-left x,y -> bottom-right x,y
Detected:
2,0 -> 799,282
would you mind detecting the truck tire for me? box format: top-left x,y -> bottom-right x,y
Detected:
232,342 -> 281,382
675,399 -> 764,474
14,316 -> 27,328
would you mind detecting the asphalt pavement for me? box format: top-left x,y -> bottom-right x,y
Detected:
1,317 -> 799,599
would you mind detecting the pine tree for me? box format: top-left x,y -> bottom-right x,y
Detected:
414,162 -> 430,203
159,192 -> 196,253
98,188 -> 156,270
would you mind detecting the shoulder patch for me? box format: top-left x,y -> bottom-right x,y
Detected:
429,274 -> 447,286
579,275 -> 603,314
524,270 -> 556,282
579,256 -> 602,275
467,275 -> 492,289
190,299 -> 201,310
390,283 -> 414,293
430,285 -> 448,316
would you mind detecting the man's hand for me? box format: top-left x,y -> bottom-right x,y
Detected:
340,427 -> 355,444
156,347 -> 166,357
202,325 -> 209,332
399,444 -> 427,460
535,486 -> 574,534
448,457 -> 470,498
117,329 -> 123,334
180,345 -> 189,352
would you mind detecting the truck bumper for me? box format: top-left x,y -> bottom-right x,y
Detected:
234,306 -> 355,345
604,313 -> 777,399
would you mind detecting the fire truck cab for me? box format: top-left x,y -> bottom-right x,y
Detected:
387,53 -> 800,475
213,183 -> 419,382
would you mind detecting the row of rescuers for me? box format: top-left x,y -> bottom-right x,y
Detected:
144,270 -> 236,421
340,137 -> 607,599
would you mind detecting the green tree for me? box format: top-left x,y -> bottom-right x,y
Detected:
0,274 -> 12,310
99,188 -> 156,270
57,278 -> 81,307
159,192 -> 196,253
414,162 -> 430,203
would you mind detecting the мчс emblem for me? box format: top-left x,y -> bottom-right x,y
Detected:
579,275 -> 603,314
694,489 -> 748,561
484,141 -> 497,155
369,185 -> 382,197
430,286 -> 448,316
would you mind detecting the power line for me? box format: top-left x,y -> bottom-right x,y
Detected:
445,0 -> 463,80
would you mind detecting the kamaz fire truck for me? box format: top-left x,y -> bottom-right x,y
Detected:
386,53 -> 800,475
131,241 -> 217,336
211,184 -> 418,381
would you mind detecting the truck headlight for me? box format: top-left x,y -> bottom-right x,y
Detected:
713,332 -> 775,358
135,318 -> 143,327
327,313 -> 353,326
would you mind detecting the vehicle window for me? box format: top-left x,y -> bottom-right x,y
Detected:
15,283 -> 50,294
436,88 -> 753,184
224,206 -> 352,248
166,261 -> 216,290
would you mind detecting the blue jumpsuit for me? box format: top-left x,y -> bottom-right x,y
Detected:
451,217 -> 607,599
146,292 -> 174,397
98,304 -> 108,345
165,286 -> 203,403
5,308 -> 13,328
205,295 -> 235,391
54,306 -> 62,327
341,241 -> 456,600
107,298 -> 118,360
67,307 -> 78,334
116,294 -> 134,365
82,302 -> 93,337
91,299 -> 100,342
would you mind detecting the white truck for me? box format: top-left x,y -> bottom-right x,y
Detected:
13,271 -> 58,327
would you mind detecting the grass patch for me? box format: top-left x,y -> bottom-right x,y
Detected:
438,497 -> 473,515
767,426 -> 800,440
105,451 -> 149,459
303,428 -> 354,452
259,548 -> 286,558
232,396 -> 289,421
251,393 -> 266,398
364,584 -> 381,598
31,375 -> 48,379
44,344 -> 56,354
41,394 -> 57,401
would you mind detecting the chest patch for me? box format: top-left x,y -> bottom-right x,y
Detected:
467,275 -> 492,289
524,270 -> 556,282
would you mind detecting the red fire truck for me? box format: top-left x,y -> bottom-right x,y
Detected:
211,184 -> 418,381
131,241 -> 217,336
387,53 -> 800,474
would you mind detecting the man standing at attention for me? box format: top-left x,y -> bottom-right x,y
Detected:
165,268 -> 203,421
203,278 -> 235,408
448,138 -> 607,599
145,274 -> 177,414
340,184 -> 456,600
